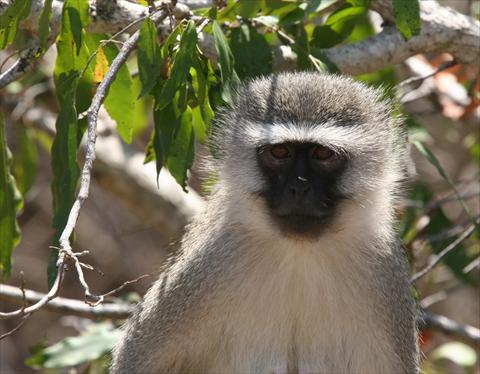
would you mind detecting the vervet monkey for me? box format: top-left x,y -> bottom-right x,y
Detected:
111,72 -> 419,374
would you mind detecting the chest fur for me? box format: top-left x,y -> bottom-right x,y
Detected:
204,248 -> 398,373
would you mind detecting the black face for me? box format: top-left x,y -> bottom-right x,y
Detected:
256,142 -> 348,238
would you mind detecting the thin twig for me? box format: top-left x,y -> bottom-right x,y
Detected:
0,258 -> 66,318
411,225 -> 476,282
463,256 -> 480,274
397,60 -> 458,93
0,315 -> 30,340
87,274 -> 150,307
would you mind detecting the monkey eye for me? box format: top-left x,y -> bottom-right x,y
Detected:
270,144 -> 291,159
312,145 -> 334,161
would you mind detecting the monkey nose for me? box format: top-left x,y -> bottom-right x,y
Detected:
287,183 -> 311,200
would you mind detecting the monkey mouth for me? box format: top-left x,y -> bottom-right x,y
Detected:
272,212 -> 333,238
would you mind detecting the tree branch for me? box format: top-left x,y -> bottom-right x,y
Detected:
0,0 -> 191,89
2,284 -> 478,346
325,0 -> 479,74
0,284 -> 133,319
419,310 -> 480,347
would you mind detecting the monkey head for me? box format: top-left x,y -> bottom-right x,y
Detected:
211,72 -> 409,240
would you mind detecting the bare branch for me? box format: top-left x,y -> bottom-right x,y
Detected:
0,260 -> 66,318
0,284 -> 133,319
0,45 -> 42,89
420,310 -> 480,346
411,225 -> 476,282
0,0 -> 191,89
324,0 -> 479,74
0,9 -> 169,323
0,315 -> 30,340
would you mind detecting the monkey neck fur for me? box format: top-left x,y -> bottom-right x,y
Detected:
179,184 -> 404,373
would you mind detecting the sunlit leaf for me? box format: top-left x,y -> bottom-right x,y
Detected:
50,0 -> 92,287
102,42 -> 136,144
38,0 -> 53,49
137,17 -> 162,98
93,47 -> 109,83
306,0 -> 339,14
156,20 -> 198,110
26,323 -> 121,369
0,0 -> 32,49
0,114 -> 23,279
212,21 -> 240,105
393,0 -> 421,40
311,5 -> 366,49
431,342 -> 477,367
236,0 -> 262,18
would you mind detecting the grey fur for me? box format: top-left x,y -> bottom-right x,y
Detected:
110,72 -> 419,374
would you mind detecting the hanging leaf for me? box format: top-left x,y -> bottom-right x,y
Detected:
230,24 -> 273,79
0,114 -> 23,279
50,0 -> 92,286
93,47 -> 109,83
152,99 -> 181,178
212,21 -> 240,105
311,5 -> 366,49
156,20 -> 198,110
167,107 -> 195,191
236,0 -> 262,19
137,18 -> 162,98
102,42 -> 136,144
38,0 -> 54,49
393,0 -> 421,40
12,126 -> 38,196
0,0 -> 32,49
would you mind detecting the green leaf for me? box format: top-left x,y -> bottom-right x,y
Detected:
66,0 -> 89,55
306,0 -> 340,14
212,21 -> 240,105
50,0 -> 93,286
426,207 -> 473,284
102,43 -> 136,144
190,54 -> 214,140
0,114 -> 23,279
38,0 -> 53,49
431,342 -> 477,367
156,20 -> 198,110
288,23 -> 311,70
0,0 -> 32,49
393,0 -> 421,40
236,0 -> 262,18
152,100 -> 181,178
12,126 -> 38,196
191,105 -> 207,142
278,6 -> 306,27
414,141 -> 478,230
137,18 -> 162,98
26,322 -> 121,369
311,5 -> 366,49
167,107 -> 195,191
230,24 -> 273,79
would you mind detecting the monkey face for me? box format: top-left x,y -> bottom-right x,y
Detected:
256,142 -> 348,237
211,72 -> 409,240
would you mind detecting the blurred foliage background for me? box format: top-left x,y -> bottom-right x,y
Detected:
0,0 -> 479,372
